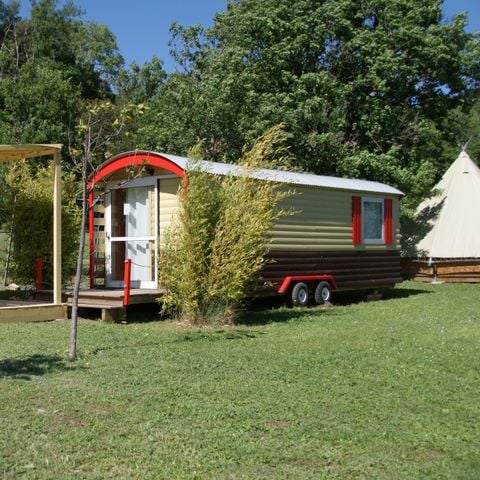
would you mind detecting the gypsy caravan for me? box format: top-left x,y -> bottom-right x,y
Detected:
88,151 -> 403,305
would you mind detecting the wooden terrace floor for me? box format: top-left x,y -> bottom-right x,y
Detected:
0,289 -> 166,323
38,288 -> 166,321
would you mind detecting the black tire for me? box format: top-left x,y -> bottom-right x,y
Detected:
291,282 -> 310,307
314,281 -> 332,305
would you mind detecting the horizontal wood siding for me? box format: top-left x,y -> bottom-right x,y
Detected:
159,178 -> 180,246
258,250 -> 402,295
270,186 -> 400,251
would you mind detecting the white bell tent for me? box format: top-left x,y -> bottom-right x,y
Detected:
403,150 -> 480,282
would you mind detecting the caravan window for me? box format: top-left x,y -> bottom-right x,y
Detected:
362,197 -> 384,244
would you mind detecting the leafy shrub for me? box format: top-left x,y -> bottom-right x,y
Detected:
160,126 -> 293,326
3,160 -> 80,287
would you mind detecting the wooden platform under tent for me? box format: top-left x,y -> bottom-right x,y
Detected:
401,258 -> 480,283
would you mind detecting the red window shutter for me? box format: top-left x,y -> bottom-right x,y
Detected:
352,196 -> 362,244
383,198 -> 393,244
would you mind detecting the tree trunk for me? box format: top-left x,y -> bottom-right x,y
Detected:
68,171 -> 87,361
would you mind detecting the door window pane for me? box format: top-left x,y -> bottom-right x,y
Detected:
126,186 -> 154,237
111,241 -> 126,281
126,240 -> 155,284
111,189 -> 126,237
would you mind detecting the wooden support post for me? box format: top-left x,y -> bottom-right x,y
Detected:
102,307 -> 126,323
53,151 -> 62,305
366,289 -> 383,302
35,256 -> 43,291
123,259 -> 131,306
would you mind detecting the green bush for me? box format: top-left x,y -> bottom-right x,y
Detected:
160,126 -> 293,326
3,160 -> 80,287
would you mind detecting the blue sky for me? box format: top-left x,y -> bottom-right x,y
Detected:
20,0 -> 480,72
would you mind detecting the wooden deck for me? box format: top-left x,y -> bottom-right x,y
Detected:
37,288 -> 166,322
0,300 -> 67,324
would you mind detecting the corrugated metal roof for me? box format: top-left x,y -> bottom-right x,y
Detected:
160,152 -> 404,196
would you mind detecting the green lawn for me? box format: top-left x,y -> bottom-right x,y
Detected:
0,282 -> 479,479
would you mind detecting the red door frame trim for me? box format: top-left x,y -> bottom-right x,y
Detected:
88,152 -> 186,288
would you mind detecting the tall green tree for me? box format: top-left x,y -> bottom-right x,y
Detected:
0,58 -> 81,145
0,0 -> 124,148
116,56 -> 167,104
137,0 -> 480,210
442,95 -> 480,164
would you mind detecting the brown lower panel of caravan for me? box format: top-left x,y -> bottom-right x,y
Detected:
401,259 -> 480,283
259,250 -> 402,295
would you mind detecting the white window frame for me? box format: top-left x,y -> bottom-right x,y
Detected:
362,196 -> 384,244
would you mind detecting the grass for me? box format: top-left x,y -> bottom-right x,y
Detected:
0,281 -> 479,479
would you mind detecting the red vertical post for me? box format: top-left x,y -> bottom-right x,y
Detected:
35,256 -> 43,291
88,189 -> 95,289
123,258 -> 132,306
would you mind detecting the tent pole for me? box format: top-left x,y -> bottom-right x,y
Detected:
53,151 -> 62,305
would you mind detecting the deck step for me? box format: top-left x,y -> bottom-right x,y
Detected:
69,302 -> 123,310
66,298 -> 124,308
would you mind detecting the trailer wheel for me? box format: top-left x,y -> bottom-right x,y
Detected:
314,281 -> 332,305
291,282 -> 310,306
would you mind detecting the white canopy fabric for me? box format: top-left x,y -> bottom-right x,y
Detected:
413,151 -> 480,258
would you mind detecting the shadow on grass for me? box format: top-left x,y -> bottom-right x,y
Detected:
126,304 -> 165,323
379,287 -> 432,301
237,306 -> 340,326
0,354 -> 77,380
114,285 -> 432,326
88,339 -> 172,356
330,287 -> 432,306
174,329 -> 266,343
237,285 -> 432,325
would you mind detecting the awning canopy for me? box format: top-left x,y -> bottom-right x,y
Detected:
0,144 -> 62,162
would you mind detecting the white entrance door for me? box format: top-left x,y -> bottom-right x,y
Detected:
105,179 -> 157,289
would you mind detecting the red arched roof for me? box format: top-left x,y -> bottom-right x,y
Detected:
89,151 -> 185,186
